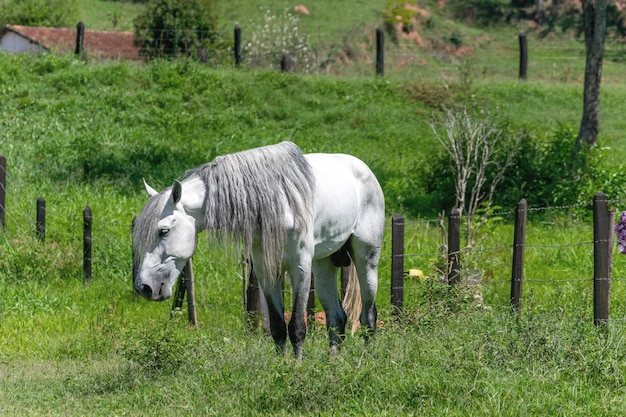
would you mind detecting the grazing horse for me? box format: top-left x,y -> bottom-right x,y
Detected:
132,141 -> 385,359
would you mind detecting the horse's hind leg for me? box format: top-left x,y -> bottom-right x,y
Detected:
312,258 -> 347,356
350,241 -> 381,340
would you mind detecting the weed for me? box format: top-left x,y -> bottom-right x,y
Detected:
119,315 -> 199,374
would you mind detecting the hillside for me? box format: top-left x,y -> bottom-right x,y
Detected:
1,1 -> 624,216
3,4 -> 626,416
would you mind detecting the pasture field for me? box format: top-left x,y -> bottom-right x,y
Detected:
2,1 -> 626,415
1,51 -> 626,417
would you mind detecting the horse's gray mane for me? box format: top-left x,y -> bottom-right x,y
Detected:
197,141 -> 314,278
132,185 -> 171,273
133,142 -> 315,280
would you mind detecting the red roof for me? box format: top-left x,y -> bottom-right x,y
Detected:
1,24 -> 141,61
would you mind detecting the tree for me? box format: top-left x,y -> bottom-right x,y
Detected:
133,0 -> 223,60
0,0 -> 78,28
576,0 -> 607,149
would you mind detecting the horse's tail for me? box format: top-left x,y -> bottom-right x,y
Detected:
341,256 -> 361,336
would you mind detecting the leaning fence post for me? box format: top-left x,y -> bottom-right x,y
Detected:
510,198 -> 527,312
447,208 -> 461,285
376,28 -> 384,76
593,191 -> 611,326
0,155 -> 5,230
36,197 -> 45,242
391,214 -> 404,315
83,205 -> 92,283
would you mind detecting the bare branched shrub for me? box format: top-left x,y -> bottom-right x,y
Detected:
244,7 -> 316,73
430,105 -> 521,248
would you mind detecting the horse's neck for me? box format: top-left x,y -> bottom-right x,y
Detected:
180,174 -> 206,231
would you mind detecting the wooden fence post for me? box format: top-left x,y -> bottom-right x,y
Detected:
391,214 -> 404,315
83,205 -> 92,283
184,258 -> 198,327
593,191 -> 611,325
172,269 -> 186,313
0,155 -> 5,230
245,260 -> 265,331
281,53 -> 292,73
36,197 -> 45,242
510,198 -> 527,312
169,259 -> 197,327
447,208 -> 461,285
75,21 -> 85,57
131,217 -> 136,287
307,276 -> 316,326
518,32 -> 528,79
376,28 -> 384,76
234,25 -> 242,66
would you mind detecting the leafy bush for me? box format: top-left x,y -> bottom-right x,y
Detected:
133,0 -> 229,62
424,115 -> 625,213
498,125 -> 625,208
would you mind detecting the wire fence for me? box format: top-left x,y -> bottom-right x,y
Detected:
391,197 -> 626,324
2,157 -> 626,328
8,21 -> 625,82
0,139 -> 626,332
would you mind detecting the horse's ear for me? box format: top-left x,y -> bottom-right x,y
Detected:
143,178 -> 159,197
172,180 -> 182,204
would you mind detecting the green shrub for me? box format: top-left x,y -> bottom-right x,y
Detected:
423,116 -> 625,213
498,125 -> 625,208
119,315 -> 199,374
133,0 -> 229,62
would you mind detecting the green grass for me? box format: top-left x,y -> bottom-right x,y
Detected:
2,1 -> 626,415
76,0 -> 143,31
3,306 -> 626,416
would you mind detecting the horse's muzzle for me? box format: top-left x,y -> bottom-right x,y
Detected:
135,283 -> 153,299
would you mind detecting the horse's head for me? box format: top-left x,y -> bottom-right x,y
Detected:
133,179 -> 198,301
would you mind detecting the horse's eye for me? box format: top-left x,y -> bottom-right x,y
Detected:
159,228 -> 170,238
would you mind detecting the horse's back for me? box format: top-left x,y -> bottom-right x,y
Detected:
305,153 -> 385,258
306,152 -> 382,198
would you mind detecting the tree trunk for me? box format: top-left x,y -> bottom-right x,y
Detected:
576,0 -> 607,149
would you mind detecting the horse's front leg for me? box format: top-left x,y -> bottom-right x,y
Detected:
257,270 -> 288,355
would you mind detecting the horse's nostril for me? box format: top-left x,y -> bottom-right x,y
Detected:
137,284 -> 152,298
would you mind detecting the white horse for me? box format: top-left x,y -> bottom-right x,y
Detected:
132,142 -> 385,359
